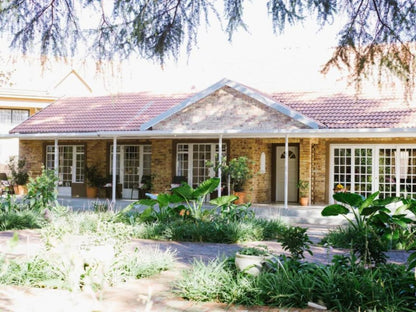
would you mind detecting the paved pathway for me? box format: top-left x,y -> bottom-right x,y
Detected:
0,226 -> 411,312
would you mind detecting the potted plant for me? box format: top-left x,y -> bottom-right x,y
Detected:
297,179 -> 309,206
235,246 -> 270,276
85,165 -> 105,198
228,156 -> 254,204
8,156 -> 29,195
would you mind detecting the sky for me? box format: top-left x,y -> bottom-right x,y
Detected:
0,1 -> 350,95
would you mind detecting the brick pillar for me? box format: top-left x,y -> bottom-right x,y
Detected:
86,140 -> 107,176
311,139 -> 327,204
152,139 -> 173,193
299,138 -> 312,201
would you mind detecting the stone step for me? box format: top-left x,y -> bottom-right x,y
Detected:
252,204 -> 346,226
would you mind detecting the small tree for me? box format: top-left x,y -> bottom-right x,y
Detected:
25,167 -> 59,212
297,180 -> 309,198
228,157 -> 254,192
8,156 -> 29,186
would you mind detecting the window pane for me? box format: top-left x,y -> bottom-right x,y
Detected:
11,109 -> 29,123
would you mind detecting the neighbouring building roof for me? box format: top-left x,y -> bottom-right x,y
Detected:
9,79 -> 416,135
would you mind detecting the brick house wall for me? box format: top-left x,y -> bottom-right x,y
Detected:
151,139 -> 173,193
153,86 -> 310,131
19,140 -> 44,177
20,136 -> 416,204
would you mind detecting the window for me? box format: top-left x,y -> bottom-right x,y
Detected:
110,145 -> 151,190
0,109 -> 29,125
46,145 -> 85,186
176,143 -> 227,186
330,145 -> 416,201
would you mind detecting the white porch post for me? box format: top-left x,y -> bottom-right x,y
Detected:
54,139 -> 59,188
284,135 -> 289,209
112,137 -> 118,204
217,134 -> 223,197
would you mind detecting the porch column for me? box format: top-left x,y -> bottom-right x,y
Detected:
284,135 -> 289,209
217,134 -> 223,197
112,136 -> 117,204
54,139 -> 59,186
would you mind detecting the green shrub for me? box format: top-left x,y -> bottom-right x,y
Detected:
175,258 -> 235,302
176,254 -> 416,311
321,224 -> 361,248
129,218 -> 284,243
321,192 -> 414,265
0,256 -> 63,288
25,167 -> 59,212
0,245 -> 176,291
0,193 -> 21,213
0,210 -> 46,230
277,226 -> 313,260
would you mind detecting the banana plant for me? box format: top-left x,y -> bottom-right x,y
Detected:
322,191 -> 414,265
322,191 -> 411,234
210,195 -> 255,222
171,177 -> 220,220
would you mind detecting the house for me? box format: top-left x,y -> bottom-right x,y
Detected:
7,78 -> 416,204
0,88 -> 58,171
0,69 -> 93,172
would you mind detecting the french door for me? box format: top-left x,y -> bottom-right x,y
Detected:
330,145 -> 416,201
46,145 -> 85,196
176,143 -> 227,186
110,145 -> 151,198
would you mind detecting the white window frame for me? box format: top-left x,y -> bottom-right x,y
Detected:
330,144 -> 416,202
110,144 -> 152,189
46,145 -> 85,185
176,143 -> 227,186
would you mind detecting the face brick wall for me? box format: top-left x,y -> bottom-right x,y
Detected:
20,136 -> 416,204
154,86 -> 310,131
299,138 -> 312,201
86,140 -> 107,175
19,140 -> 44,177
151,139 -> 173,193
229,139 -> 271,202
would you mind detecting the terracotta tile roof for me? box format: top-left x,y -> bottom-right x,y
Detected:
272,91 -> 416,129
10,85 -> 416,134
10,92 -> 190,133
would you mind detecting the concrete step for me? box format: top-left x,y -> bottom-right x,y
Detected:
252,204 -> 346,226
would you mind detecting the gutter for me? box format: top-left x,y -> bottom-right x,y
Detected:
3,127 -> 416,140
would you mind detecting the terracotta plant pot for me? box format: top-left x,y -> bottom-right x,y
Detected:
14,185 -> 27,195
233,191 -> 246,205
299,197 -> 309,206
86,186 -> 98,198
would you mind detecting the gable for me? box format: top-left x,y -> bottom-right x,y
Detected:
152,86 -> 313,131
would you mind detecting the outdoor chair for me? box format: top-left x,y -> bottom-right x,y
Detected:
171,175 -> 187,189
130,175 -> 152,200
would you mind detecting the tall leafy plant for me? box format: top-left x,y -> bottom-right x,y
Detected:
228,157 -> 254,192
172,177 -> 220,220
25,167 -> 59,212
8,156 -> 29,186
322,191 -> 413,265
